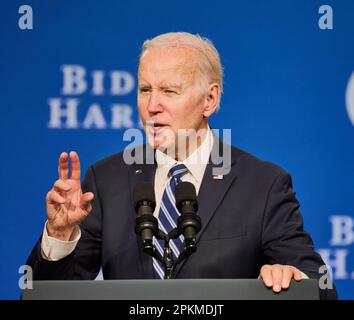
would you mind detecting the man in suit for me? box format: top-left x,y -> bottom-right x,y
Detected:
27,32 -> 337,299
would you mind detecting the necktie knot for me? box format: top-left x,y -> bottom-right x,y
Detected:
169,163 -> 188,180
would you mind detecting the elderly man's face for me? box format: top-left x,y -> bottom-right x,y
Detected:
138,47 -> 210,152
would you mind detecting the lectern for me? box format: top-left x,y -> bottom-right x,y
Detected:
22,279 -> 319,300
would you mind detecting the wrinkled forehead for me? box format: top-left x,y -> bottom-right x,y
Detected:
138,47 -> 199,84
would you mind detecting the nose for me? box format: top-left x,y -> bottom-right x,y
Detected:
147,91 -> 163,114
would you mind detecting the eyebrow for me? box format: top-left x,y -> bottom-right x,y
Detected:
160,84 -> 183,90
138,83 -> 183,90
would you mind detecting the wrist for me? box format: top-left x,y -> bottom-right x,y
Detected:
46,223 -> 78,241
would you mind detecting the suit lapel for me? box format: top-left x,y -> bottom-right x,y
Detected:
173,139 -> 237,277
196,162 -> 236,241
128,145 -> 156,278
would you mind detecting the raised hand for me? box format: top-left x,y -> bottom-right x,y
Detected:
45,151 -> 94,241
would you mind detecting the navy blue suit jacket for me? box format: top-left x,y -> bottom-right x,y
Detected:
27,141 -> 337,299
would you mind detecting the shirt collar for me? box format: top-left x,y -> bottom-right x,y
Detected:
155,127 -> 213,184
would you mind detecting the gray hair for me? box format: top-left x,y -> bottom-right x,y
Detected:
140,32 -> 223,109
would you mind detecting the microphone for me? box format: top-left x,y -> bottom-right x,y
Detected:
175,182 -> 201,253
133,182 -> 158,255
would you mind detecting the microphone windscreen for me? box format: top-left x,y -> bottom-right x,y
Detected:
133,182 -> 156,210
175,181 -> 197,208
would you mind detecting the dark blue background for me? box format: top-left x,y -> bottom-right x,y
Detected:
1,0 -> 353,299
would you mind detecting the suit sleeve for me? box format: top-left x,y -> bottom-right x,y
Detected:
26,166 -> 102,280
261,173 -> 338,300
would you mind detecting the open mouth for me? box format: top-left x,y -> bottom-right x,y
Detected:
147,122 -> 168,134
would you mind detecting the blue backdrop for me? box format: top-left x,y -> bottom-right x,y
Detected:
1,0 -> 353,299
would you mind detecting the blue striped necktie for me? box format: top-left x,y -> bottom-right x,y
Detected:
153,163 -> 188,279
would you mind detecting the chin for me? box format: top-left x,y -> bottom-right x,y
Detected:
153,140 -> 174,151
146,128 -> 176,148
145,133 -> 163,148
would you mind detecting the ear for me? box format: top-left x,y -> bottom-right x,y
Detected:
203,83 -> 220,118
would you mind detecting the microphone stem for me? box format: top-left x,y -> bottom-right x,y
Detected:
163,237 -> 174,279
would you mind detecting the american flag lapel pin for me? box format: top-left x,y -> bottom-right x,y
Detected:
213,174 -> 223,180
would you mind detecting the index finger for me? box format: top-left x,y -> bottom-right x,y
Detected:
70,151 -> 81,180
58,152 -> 69,180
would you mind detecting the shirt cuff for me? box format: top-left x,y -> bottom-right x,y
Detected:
40,221 -> 81,261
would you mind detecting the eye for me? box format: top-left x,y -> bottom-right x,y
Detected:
163,89 -> 177,94
139,87 -> 151,93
